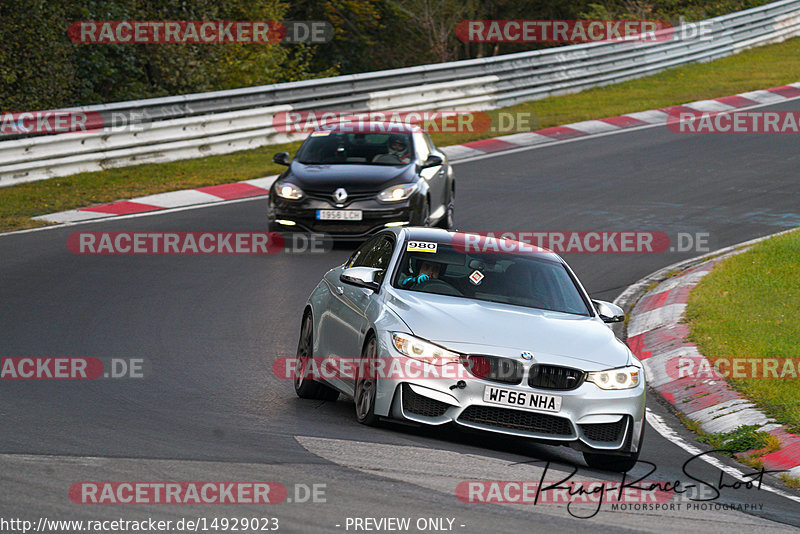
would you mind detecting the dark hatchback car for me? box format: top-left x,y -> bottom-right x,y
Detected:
268,122 -> 455,238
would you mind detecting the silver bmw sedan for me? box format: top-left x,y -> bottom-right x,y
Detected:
292,227 -> 646,472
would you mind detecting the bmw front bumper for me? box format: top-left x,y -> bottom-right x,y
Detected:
370,333 -> 646,455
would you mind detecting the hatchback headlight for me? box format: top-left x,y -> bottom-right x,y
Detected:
586,365 -> 641,390
275,182 -> 304,200
378,183 -> 418,202
391,333 -> 460,366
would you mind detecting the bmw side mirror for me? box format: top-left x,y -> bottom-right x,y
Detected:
421,154 -> 443,169
273,152 -> 291,166
593,300 -> 625,323
340,267 -> 382,292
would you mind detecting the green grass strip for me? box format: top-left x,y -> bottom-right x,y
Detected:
686,229 -> 800,432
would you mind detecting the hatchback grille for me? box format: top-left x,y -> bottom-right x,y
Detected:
310,222 -> 374,234
579,419 -> 628,443
462,355 -> 523,385
458,405 -> 573,436
528,365 -> 585,391
305,190 -> 376,204
402,384 -> 449,417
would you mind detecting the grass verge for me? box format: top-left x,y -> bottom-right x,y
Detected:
686,229 -> 800,432
779,474 -> 800,490
3,37 -> 800,233
695,424 -> 781,456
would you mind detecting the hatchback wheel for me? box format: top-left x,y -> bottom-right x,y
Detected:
438,194 -> 455,229
417,200 -> 431,227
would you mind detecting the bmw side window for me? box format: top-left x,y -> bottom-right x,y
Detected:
367,237 -> 394,284
360,237 -> 394,283
348,236 -> 379,268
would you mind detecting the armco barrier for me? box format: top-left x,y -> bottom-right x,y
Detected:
2,0 -> 800,187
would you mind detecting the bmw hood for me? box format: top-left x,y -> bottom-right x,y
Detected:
385,290 -> 631,368
286,162 -> 413,192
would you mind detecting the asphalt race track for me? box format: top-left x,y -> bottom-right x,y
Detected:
2,98 -> 800,533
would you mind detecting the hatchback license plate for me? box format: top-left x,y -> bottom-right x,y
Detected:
316,210 -> 363,221
483,385 -> 561,413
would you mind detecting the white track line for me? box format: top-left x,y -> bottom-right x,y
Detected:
451,93 -> 800,165
0,194 -> 269,238
646,408 -> 800,504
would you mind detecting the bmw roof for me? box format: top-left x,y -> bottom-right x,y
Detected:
399,227 -> 562,262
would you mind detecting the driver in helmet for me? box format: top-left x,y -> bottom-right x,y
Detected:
387,134 -> 411,164
401,259 -> 443,288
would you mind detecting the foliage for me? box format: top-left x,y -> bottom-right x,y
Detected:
0,0 -> 778,110
0,0 -> 334,110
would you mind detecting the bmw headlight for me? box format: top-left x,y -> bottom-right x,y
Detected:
391,333 -> 460,366
275,181 -> 304,200
378,183 -> 418,202
586,365 -> 641,390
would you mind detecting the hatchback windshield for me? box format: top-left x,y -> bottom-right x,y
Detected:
392,242 -> 591,316
296,131 -> 413,165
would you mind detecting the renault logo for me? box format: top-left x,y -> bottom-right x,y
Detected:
333,188 -> 348,203
521,351 -> 534,360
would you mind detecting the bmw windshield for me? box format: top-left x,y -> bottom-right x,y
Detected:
392,241 -> 591,316
296,132 -> 413,165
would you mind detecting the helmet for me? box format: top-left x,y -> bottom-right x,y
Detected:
388,134 -> 407,152
410,257 -> 443,275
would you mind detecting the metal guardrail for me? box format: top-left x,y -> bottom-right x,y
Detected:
2,0 -> 800,187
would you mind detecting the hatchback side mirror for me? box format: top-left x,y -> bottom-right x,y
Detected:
593,300 -> 625,323
421,154 -> 443,169
273,152 -> 291,165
